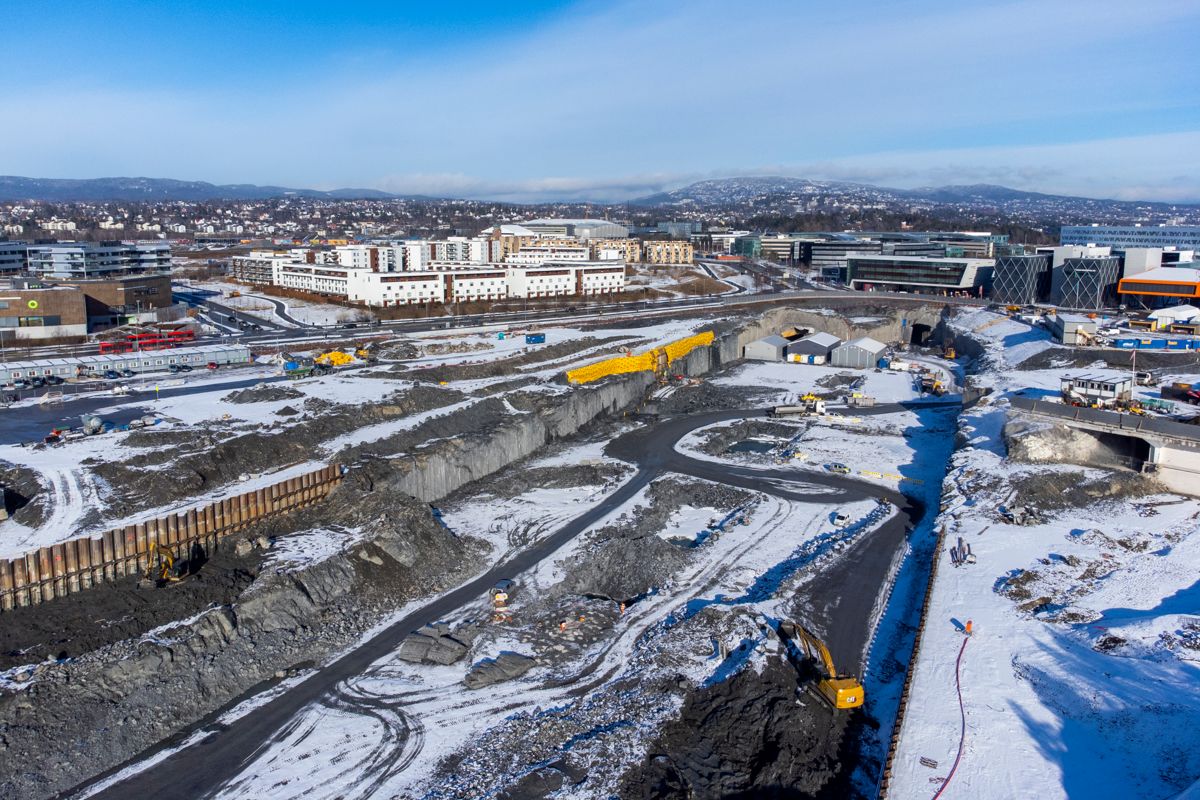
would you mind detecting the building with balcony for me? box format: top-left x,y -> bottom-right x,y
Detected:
643,240 -> 694,265
24,241 -> 171,278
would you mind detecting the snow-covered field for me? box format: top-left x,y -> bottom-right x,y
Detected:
888,310 -> 1200,799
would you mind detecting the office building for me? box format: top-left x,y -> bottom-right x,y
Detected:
992,253 -> 1052,305
1118,267 -> 1200,306
1038,246 -> 1112,304
806,240 -> 882,282
732,235 -> 761,258
846,255 -> 993,295
1061,225 -> 1200,250
0,241 -> 28,275
1058,255 -> 1123,310
656,221 -> 701,239
519,219 -> 629,240
759,235 -> 803,264
0,281 -> 89,341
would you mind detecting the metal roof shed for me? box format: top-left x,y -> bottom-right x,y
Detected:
787,331 -> 841,358
830,336 -> 886,369
744,335 -> 789,362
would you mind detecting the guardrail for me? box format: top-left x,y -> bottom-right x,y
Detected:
0,464 -> 343,611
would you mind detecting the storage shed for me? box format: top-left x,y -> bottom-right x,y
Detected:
1049,313 -> 1097,345
743,335 -> 789,362
786,332 -> 840,360
1148,304 -> 1200,327
830,336 -> 886,369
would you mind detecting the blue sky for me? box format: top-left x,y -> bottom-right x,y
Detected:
4,0 -> 1199,202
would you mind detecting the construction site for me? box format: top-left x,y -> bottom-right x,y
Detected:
0,297 -> 1196,800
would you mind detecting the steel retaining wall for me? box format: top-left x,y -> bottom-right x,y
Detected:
0,464 -> 343,611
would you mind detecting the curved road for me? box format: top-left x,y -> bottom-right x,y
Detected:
78,403 -> 947,799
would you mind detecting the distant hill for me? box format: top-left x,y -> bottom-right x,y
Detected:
0,176 -> 421,202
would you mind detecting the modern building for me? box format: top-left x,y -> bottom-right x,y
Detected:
1061,225 -> 1200,250
1148,304 -> 1200,327
642,240 -> 694,265
1038,246 -> 1113,305
0,282 -> 89,342
591,239 -> 642,263
656,221 -> 701,239
1049,313 -> 1097,345
506,245 -> 591,266
806,240 -> 883,282
1118,267 -> 1200,306
743,335 -> 789,362
830,336 -> 887,369
50,274 -> 176,327
1057,255 -> 1123,310
519,219 -> 629,240
0,241 -> 27,275
23,241 -> 171,278
759,235 -> 804,264
731,235 -> 762,259
992,253 -> 1052,305
786,332 -> 840,360
846,255 -> 993,295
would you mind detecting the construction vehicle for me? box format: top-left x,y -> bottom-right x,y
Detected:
771,393 -> 826,416
142,544 -> 184,587
943,344 -> 956,360
778,621 -> 864,709
354,342 -> 376,362
315,350 -> 354,367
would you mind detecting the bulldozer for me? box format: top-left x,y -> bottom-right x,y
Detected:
778,621 -> 864,710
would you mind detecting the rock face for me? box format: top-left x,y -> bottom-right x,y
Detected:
464,652 -> 537,689
619,658 -> 847,799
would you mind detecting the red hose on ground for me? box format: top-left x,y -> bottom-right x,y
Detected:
931,635 -> 970,800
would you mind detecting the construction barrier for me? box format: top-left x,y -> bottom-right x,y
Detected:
0,464 -> 344,612
566,331 -> 715,385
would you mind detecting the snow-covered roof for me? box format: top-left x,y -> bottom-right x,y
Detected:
1148,304 -> 1200,322
1125,266 -> 1200,284
480,224 -> 536,237
838,336 -> 886,354
755,335 -> 790,348
797,331 -> 840,347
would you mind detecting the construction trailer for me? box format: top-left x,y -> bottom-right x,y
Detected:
830,336 -> 887,369
743,335 -> 790,362
1060,372 -> 1134,407
1049,313 -> 1098,345
0,343 -> 252,384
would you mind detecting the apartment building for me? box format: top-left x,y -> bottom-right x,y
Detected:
591,238 -> 642,263
643,240 -> 695,265
23,241 -> 171,278
506,245 -> 591,265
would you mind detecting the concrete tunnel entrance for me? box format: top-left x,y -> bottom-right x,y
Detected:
1077,429 -> 1154,472
909,322 -> 933,345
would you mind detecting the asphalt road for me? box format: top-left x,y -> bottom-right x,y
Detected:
80,404 -> 947,799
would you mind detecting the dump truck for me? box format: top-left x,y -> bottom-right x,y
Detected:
315,350 -> 354,367
778,621 -> 863,709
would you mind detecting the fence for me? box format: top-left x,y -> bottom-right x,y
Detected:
565,331 -> 714,384
0,464 -> 344,611
877,523 -> 948,798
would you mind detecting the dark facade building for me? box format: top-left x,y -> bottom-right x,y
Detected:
992,253 -> 1052,305
1058,256 -> 1123,310
51,274 -> 175,326
846,255 -> 993,295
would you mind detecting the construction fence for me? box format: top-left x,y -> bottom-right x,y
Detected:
0,464 -> 344,611
566,331 -> 715,385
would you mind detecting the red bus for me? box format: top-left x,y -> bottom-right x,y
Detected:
98,329 -> 197,354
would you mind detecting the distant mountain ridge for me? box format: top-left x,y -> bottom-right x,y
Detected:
0,176 -> 417,202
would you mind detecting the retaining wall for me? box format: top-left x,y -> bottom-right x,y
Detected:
0,464 -> 342,611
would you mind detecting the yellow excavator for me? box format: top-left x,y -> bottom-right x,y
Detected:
144,544 -> 185,586
779,621 -> 864,709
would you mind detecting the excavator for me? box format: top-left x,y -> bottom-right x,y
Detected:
778,621 -> 864,710
142,544 -> 185,587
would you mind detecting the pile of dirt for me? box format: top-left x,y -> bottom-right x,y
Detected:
554,478 -> 755,602
619,656 -> 847,799
1019,346 -> 1200,371
0,460 -> 46,527
656,381 -> 778,415
222,384 -> 304,404
376,340 -> 420,360
1008,468 -> 1162,512
698,419 -> 802,456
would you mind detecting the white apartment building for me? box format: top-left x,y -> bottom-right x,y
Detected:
506,245 -> 591,266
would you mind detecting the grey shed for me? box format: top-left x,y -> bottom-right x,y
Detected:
830,336 -> 887,369
786,331 -> 840,359
744,335 -> 789,362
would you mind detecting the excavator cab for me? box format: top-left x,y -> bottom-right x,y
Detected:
144,544 -> 185,587
778,621 -> 864,710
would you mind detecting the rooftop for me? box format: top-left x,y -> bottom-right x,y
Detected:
1123,266 -> 1200,284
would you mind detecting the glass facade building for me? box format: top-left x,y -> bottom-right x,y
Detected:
1058,256 -> 1122,310
1061,225 -> 1200,250
992,253 -> 1052,305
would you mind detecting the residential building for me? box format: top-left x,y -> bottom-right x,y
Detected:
591,239 -> 642,263
1061,225 -> 1200,250
846,255 -> 993,295
642,240 -> 694,265
24,241 -> 170,278
992,253 -> 1052,305
506,245 -> 591,266
519,219 -> 629,240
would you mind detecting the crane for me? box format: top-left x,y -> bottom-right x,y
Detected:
778,620 -> 864,710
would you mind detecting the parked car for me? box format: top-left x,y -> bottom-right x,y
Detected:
103,370 -> 121,380
826,462 -> 851,475
120,369 -> 135,378
206,362 -> 219,370
29,377 -> 45,388
45,375 -> 64,385
11,380 -> 29,391
179,364 -> 193,372
168,364 -> 182,374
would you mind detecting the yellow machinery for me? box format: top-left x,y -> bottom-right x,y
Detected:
146,544 -> 184,585
779,621 -> 864,710
315,350 -> 354,367
943,345 -> 956,360
354,343 -> 375,361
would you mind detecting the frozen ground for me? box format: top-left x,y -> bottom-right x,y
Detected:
888,311 -> 1200,799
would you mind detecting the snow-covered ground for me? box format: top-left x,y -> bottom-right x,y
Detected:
888,310 -> 1200,799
